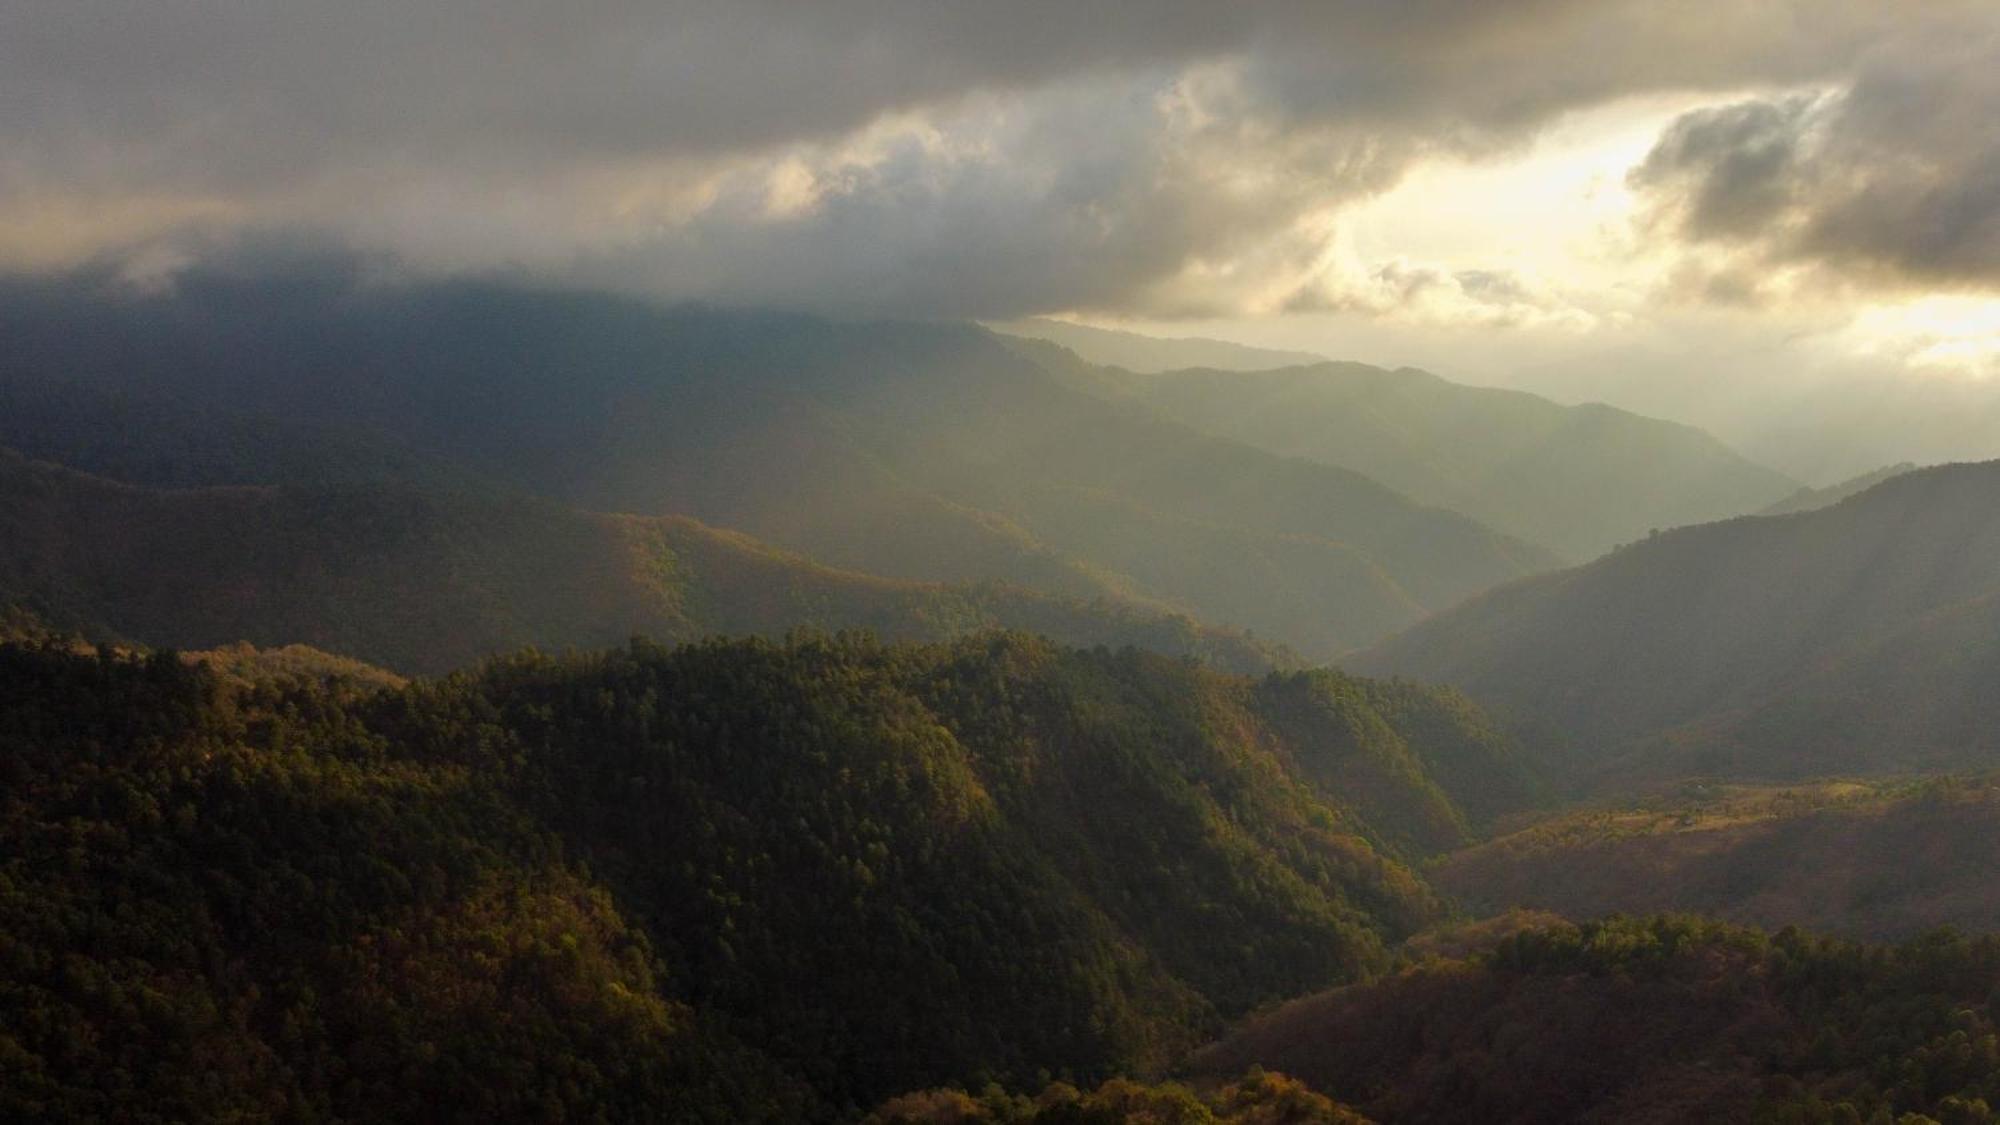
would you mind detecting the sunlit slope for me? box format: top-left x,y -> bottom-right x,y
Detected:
0,448 -> 1283,675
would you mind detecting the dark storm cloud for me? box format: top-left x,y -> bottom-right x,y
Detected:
2,2 -> 1592,191
1632,97 -> 1821,240
1,1 -> 1991,315
1631,18 -> 2000,295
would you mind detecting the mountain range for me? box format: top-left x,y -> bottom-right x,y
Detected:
0,273 -> 1563,659
13,270 -> 2000,1123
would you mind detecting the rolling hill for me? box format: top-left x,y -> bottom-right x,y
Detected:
0,448 -> 1283,675
0,272 -> 1553,658
1041,358 -> 1797,561
1433,778 -> 2000,941
1354,460 -> 2000,783
1196,915 -> 2000,1124
0,629 -> 1538,1118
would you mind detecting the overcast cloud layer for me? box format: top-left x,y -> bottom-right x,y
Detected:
1,1 -> 1995,322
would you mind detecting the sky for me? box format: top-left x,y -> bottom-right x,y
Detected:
4,1 -> 1998,466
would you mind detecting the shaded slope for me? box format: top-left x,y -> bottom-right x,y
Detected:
1613,591 -> 2000,786
0,449 -> 1282,675
1354,461 -> 2000,769
1680,592 -> 2000,776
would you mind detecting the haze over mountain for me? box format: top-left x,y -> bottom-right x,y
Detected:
7,1 -> 2000,1120
0,272 -> 1554,659
1355,460 -> 2000,784
1026,354 -> 1797,560
1499,357 -> 2000,486
0,448 -> 1282,676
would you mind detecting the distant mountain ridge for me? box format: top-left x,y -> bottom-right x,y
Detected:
1024,354 -> 1797,561
990,317 -> 1329,372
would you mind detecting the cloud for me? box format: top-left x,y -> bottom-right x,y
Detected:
0,1 -> 1990,317
1283,256 -> 1598,331
1629,11 -> 2000,300
561,66 -> 1422,320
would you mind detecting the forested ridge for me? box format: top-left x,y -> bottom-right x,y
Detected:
0,628 -> 1535,1120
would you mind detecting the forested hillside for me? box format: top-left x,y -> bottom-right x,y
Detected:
1355,460 -> 2000,782
0,630 -> 1538,1119
1041,357 -> 1795,561
0,273 -> 1551,657
0,448 -> 1281,675
1198,916 -> 2000,1124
